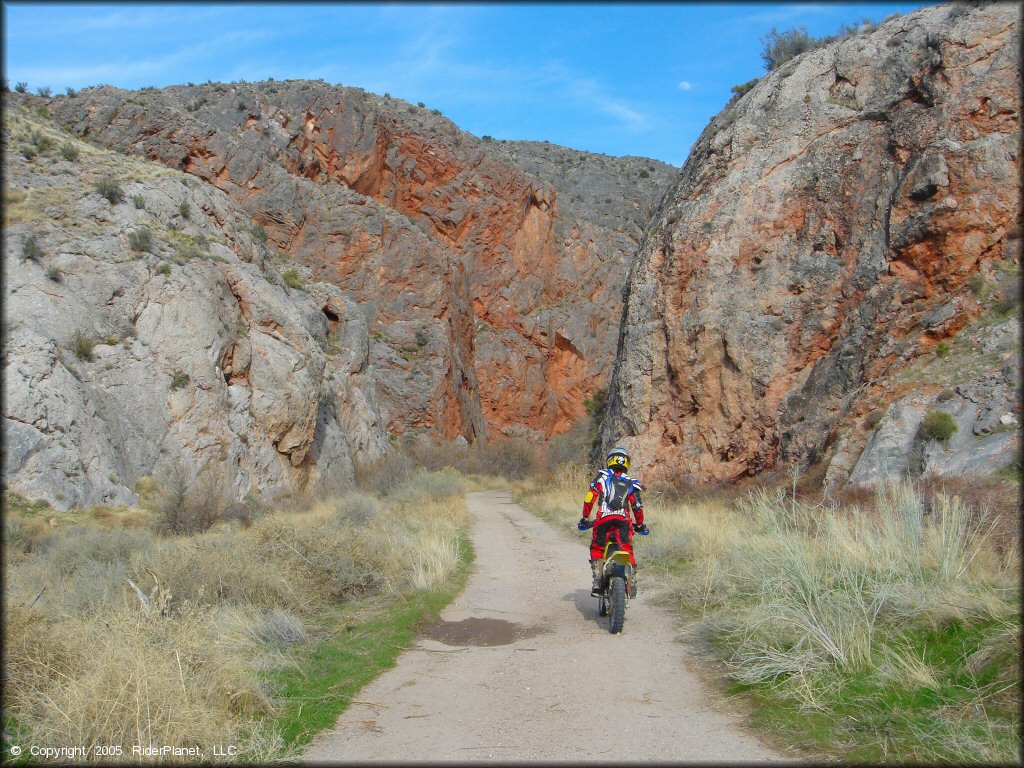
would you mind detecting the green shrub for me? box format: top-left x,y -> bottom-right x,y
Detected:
71,331 -> 97,361
992,272 -> 1020,317
967,273 -> 988,298
132,194 -> 145,209
417,101 -> 425,108
95,176 -> 124,204
21,233 -> 43,262
59,142 -> 79,161
20,145 -> 37,161
128,227 -> 153,252
36,85 -> 52,97
155,262 -> 172,276
761,26 -> 815,71
169,370 -> 190,390
935,340 -> 951,358
583,387 -> 607,417
30,129 -> 54,152
583,386 -> 608,450
170,233 -> 208,263
248,223 -> 268,244
45,265 -> 62,282
639,169 -> 650,179
178,201 -> 190,219
730,78 -> 760,100
282,268 -> 303,290
863,409 -> 885,429
65,86 -> 78,97
760,18 -> 878,74
14,81 -> 28,93
920,410 -> 957,442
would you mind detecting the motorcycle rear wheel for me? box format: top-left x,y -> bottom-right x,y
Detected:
609,576 -> 626,634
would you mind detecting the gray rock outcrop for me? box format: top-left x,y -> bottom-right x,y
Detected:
3,101 -> 387,509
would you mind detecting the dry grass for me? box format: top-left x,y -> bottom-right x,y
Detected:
2,471 -> 468,763
515,471 -> 1021,762
655,484 -> 1018,676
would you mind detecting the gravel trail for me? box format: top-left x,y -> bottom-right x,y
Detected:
303,489 -> 783,763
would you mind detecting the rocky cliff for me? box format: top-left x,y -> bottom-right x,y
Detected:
43,83 -> 676,442
3,101 -> 389,509
600,3 -> 1021,487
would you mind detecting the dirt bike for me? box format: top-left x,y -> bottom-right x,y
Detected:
578,520 -> 648,634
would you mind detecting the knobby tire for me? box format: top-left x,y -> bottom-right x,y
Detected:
609,576 -> 626,634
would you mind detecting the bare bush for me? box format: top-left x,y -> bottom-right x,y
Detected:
475,437 -> 541,479
407,440 -> 468,472
43,524 -> 156,571
150,463 -> 231,535
355,450 -> 415,496
389,468 -> 467,506
544,419 -> 592,469
335,492 -> 381,525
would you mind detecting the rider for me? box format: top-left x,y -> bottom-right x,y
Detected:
578,446 -> 647,596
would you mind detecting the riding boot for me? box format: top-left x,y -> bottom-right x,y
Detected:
627,564 -> 638,598
590,559 -> 602,596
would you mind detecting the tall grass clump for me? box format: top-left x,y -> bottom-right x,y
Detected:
583,478 -> 1020,763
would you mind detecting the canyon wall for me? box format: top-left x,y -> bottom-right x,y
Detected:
600,3 -> 1020,487
45,83 -> 675,442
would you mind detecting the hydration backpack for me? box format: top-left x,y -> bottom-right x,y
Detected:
605,475 -> 632,512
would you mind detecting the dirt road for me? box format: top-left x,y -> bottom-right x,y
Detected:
303,490 -> 783,762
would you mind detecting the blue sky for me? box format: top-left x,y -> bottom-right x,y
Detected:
4,2 -> 934,166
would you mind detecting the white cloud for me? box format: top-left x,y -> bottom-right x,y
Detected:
678,80 -> 692,90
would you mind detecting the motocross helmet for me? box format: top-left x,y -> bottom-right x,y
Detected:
606,447 -> 630,472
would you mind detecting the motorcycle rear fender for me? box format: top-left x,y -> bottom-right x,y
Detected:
608,550 -> 632,566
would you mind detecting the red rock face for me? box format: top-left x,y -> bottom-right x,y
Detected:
600,4 -> 1020,485
52,86 -> 674,443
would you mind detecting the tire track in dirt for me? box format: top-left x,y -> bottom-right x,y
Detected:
303,489 -> 783,762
